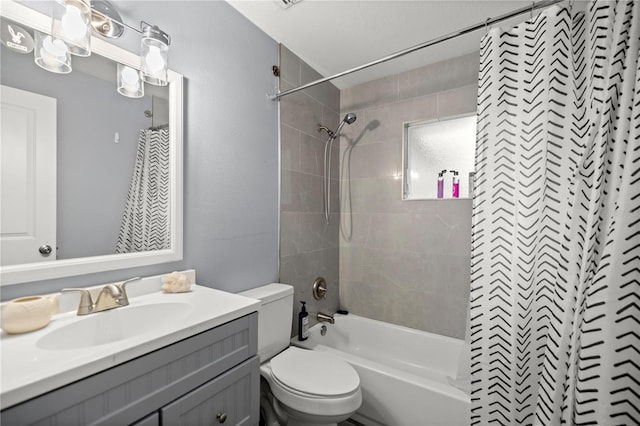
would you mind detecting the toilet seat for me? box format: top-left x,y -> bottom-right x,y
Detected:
270,347 -> 360,397
262,347 -> 362,418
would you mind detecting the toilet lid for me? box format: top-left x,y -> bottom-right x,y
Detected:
270,347 -> 360,397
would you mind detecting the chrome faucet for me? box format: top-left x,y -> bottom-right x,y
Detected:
62,277 -> 141,316
94,284 -> 126,311
317,312 -> 335,324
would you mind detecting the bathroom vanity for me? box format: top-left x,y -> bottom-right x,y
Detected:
1,277 -> 261,425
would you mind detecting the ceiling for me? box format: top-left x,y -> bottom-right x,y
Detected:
226,0 -> 557,89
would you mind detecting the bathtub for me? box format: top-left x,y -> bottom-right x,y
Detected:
292,314 -> 470,426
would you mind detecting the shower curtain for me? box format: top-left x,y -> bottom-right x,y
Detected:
116,128 -> 170,253
470,1 -> 639,425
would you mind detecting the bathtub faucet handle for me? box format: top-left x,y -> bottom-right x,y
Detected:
313,277 -> 328,300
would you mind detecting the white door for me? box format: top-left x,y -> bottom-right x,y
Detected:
1,85 -> 57,266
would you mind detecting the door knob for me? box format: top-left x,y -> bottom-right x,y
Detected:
39,244 -> 53,256
216,412 -> 227,423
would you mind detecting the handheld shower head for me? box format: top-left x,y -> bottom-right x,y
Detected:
318,113 -> 358,140
321,112 -> 356,225
343,113 -> 357,125
332,112 -> 357,139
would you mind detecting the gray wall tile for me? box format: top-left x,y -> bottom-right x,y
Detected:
399,51 -> 480,101
281,45 -> 476,340
339,53 -> 477,339
281,248 -> 340,333
437,85 -> 478,118
280,211 -> 300,257
281,124 -> 301,172
280,45 -> 301,87
341,75 -> 399,111
347,141 -> 403,180
279,45 -> 341,337
280,170 -> 324,213
299,133 -> 325,177
302,60 -> 340,111
298,213 -> 339,252
280,87 -> 325,138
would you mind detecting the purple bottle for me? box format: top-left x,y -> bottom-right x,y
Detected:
437,170 -> 447,198
450,170 -> 460,198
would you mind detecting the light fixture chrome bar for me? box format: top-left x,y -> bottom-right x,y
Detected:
270,0 -> 563,100
90,7 -> 142,34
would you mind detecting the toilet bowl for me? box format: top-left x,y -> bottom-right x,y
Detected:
262,347 -> 361,425
239,284 -> 361,426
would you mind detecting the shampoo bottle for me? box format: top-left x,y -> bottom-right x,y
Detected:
450,170 -> 460,198
298,301 -> 309,341
437,170 -> 447,198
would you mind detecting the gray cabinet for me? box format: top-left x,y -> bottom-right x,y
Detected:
2,313 -> 259,426
132,412 -> 160,426
162,357 -> 258,425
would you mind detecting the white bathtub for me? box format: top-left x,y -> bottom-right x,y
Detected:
292,314 -> 470,426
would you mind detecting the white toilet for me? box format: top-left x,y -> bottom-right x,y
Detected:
240,284 -> 361,426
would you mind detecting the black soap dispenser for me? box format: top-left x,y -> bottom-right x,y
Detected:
298,301 -> 309,341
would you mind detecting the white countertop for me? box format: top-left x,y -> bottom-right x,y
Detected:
0,280 -> 260,410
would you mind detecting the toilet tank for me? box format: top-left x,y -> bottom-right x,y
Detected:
239,283 -> 294,362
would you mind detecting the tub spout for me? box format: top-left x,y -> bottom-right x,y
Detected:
317,312 -> 334,324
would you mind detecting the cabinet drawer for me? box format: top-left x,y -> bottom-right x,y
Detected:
133,412 -> 160,426
2,313 -> 257,426
161,356 -> 259,426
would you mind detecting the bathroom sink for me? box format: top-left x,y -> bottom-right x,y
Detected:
37,302 -> 192,350
2,278 -> 261,411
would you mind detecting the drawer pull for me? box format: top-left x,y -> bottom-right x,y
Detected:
216,412 -> 227,423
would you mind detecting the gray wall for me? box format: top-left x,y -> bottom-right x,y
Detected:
1,47 -> 149,260
2,1 -> 279,300
279,46 -> 341,336
338,52 -> 479,338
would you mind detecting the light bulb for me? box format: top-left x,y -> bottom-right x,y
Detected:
117,63 -> 144,98
121,66 -> 140,90
34,31 -> 71,73
140,25 -> 169,86
42,36 -> 69,60
145,46 -> 165,73
61,5 -> 87,41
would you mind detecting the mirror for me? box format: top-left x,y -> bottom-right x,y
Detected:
0,1 -> 183,285
402,115 -> 476,200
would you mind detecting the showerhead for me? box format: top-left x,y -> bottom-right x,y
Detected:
331,112 -> 357,138
318,113 -> 357,140
343,113 -> 357,125
321,112 -> 356,225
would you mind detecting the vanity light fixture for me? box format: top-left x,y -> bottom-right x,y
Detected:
51,0 -> 91,57
117,63 -> 144,98
39,0 -> 172,96
90,0 -> 124,39
140,22 -> 170,86
34,30 -> 72,74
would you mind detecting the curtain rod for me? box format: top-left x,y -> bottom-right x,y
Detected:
270,0 -> 564,101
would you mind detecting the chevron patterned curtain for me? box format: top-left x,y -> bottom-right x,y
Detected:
116,128 -> 171,253
470,1 -> 640,425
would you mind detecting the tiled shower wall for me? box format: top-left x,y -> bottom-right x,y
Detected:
279,46 -> 341,336
338,52 -> 479,339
